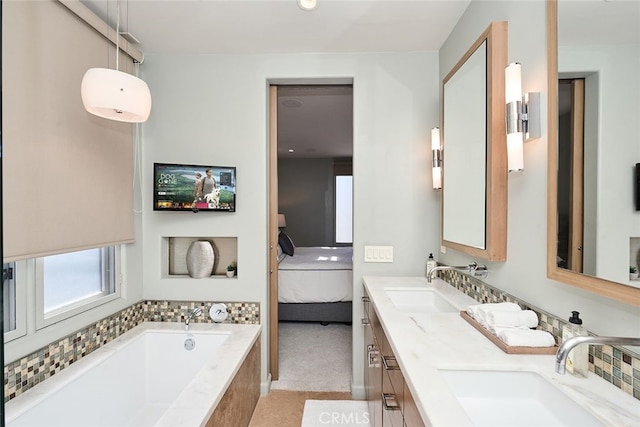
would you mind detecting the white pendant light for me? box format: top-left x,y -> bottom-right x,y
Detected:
81,68 -> 151,123
81,0 -> 151,123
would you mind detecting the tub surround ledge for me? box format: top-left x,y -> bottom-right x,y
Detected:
5,322 -> 261,427
363,276 -> 640,427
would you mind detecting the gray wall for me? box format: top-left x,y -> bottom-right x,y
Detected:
278,158 -> 335,247
438,1 -> 639,344
139,51 -> 441,396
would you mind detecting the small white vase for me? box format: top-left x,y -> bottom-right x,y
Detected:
630,272 -> 638,281
226,270 -> 235,278
186,241 -> 215,279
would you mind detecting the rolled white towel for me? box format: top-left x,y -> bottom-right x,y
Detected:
486,310 -> 539,331
476,303 -> 522,327
498,329 -> 556,347
466,302 -> 521,325
487,326 -> 511,337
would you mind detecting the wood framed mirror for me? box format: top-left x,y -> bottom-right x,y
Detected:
442,21 -> 508,262
546,0 -> 640,306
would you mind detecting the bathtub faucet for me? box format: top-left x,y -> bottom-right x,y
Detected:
185,307 -> 203,331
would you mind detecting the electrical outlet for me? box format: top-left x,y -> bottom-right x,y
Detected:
440,245 -> 447,254
364,246 -> 394,263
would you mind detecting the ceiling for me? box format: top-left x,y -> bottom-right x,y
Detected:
277,85 -> 353,158
80,0 -> 473,158
558,0 -> 640,47
80,0 -> 471,55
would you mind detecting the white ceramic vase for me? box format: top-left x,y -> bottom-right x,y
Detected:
226,270 -> 235,278
186,241 -> 215,279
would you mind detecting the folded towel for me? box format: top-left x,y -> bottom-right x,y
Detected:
467,302 -> 521,327
486,310 -> 539,331
498,329 -> 556,347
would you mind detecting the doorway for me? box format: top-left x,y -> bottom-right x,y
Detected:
268,84 -> 353,391
557,78 -> 585,273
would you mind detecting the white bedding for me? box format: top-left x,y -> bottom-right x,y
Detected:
278,246 -> 352,270
278,247 -> 353,303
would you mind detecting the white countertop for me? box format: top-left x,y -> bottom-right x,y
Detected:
363,276 -> 640,427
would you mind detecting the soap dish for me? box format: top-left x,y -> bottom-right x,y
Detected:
460,311 -> 558,355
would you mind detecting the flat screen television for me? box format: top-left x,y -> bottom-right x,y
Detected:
153,163 -> 236,212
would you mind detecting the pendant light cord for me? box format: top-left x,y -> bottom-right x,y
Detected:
133,118 -> 143,214
115,0 -> 120,72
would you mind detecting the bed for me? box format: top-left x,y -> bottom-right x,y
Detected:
277,242 -> 353,324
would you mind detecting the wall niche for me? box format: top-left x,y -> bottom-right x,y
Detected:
165,237 -> 238,278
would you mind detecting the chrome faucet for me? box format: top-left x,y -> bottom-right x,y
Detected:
427,262 -> 488,283
184,307 -> 203,331
555,335 -> 640,374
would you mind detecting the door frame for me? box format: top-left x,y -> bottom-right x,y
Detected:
268,85 -> 279,380
267,78 -> 354,384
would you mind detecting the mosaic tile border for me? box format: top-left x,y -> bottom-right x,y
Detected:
144,300 -> 260,325
3,300 -> 260,403
439,269 -> 640,401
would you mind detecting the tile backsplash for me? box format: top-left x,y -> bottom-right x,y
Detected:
439,269 -> 640,401
4,300 -> 260,402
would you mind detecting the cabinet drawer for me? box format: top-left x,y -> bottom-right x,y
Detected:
383,358 -> 404,413
403,382 -> 425,427
381,392 -> 403,427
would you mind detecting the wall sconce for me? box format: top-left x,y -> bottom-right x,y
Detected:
431,127 -> 442,190
505,62 -> 541,172
277,214 -> 287,228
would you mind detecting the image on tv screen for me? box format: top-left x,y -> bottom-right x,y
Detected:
154,163 -> 236,212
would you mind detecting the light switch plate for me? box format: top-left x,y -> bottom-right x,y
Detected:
364,246 -> 394,263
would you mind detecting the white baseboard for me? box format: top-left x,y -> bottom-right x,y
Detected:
261,373 -> 272,395
350,382 -> 366,400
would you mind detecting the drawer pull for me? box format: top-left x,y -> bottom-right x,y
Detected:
381,393 -> 400,411
382,355 -> 400,371
361,318 -> 370,325
362,296 -> 371,302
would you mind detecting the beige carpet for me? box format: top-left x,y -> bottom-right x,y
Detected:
271,322 -> 352,392
249,391 -> 353,427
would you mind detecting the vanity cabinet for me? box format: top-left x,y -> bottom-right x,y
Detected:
363,290 -> 425,427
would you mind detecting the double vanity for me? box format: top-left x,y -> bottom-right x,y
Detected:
362,276 -> 640,426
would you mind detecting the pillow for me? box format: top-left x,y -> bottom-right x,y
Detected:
278,231 -> 295,256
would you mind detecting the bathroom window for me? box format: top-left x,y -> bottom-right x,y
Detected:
36,246 -> 120,329
3,260 -> 27,342
3,263 -> 17,333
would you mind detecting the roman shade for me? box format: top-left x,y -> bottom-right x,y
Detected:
2,0 -> 139,262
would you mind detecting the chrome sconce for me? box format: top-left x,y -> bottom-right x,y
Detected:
505,62 -> 541,172
431,127 -> 442,190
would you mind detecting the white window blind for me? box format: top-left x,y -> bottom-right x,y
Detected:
2,0 -> 138,262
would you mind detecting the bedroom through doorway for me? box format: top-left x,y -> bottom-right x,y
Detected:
268,84 -> 354,392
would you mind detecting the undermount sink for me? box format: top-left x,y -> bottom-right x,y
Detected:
438,369 -> 604,426
384,288 -> 457,313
